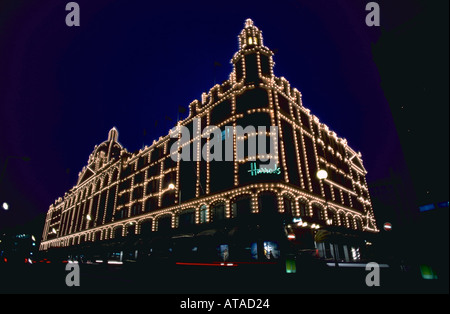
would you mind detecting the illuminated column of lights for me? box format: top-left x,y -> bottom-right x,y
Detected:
72,194 -> 79,234
205,111 -> 211,195
266,87 -> 280,170
66,199 -> 73,235
277,193 -> 284,213
232,95 -> 239,187
299,118 -> 313,194
292,113 -> 305,190
205,203 -> 210,223
195,115 -> 201,198
225,197 -> 231,219
79,190 -> 86,231
102,179 -> 109,226
67,198 -> 74,235
111,168 -> 120,227
312,121 -> 326,202
274,92 -> 289,183
174,124 -> 181,204
157,148 -> 164,208
250,193 -> 258,214
195,204 -> 199,224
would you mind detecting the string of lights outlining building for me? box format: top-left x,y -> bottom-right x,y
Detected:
40,19 -> 378,265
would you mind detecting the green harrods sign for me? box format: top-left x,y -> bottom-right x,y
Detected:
247,162 -> 281,176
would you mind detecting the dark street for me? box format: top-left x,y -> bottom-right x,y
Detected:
0,260 -> 446,294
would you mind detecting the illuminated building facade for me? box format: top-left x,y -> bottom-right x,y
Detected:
40,20 -> 378,265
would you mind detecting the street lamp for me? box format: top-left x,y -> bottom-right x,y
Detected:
317,168 -> 339,268
2,202 -> 9,211
316,169 -> 328,180
168,183 -> 182,204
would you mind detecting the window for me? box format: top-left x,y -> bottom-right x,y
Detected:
199,205 -> 207,224
283,197 -> 294,217
145,197 -> 157,212
132,187 -> 143,200
355,218 -> 362,230
114,227 -> 123,238
347,215 -> 355,229
217,244 -> 229,262
212,202 -> 226,222
299,202 -> 308,217
146,180 -> 159,195
157,216 -> 172,232
263,241 -> 280,260
134,172 -> 144,185
260,53 -> 271,77
161,190 -> 175,208
231,195 -> 252,219
312,206 -> 324,221
327,209 -> 337,225
140,220 -> 153,235
258,192 -> 278,217
131,203 -> 142,216
126,224 -> 135,237
178,209 -> 195,229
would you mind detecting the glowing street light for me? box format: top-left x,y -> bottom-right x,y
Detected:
316,169 -> 328,180
168,183 -> 175,190
2,202 -> 9,210
86,214 -> 92,221
316,168 -> 338,267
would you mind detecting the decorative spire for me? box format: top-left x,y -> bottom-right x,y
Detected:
108,127 -> 119,142
238,18 -> 264,50
245,18 -> 254,28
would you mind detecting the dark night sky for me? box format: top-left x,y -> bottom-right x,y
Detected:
0,0 -> 424,231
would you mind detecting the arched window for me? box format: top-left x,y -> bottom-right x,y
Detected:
347,215 -> 355,229
211,202 -> 226,222
199,205 -> 208,224
94,231 -> 102,242
258,191 -> 278,216
355,217 -> 363,230
178,209 -> 195,229
126,223 -> 135,237
157,215 -> 172,232
327,209 -> 337,225
298,201 -> 308,217
283,196 -> 294,217
312,205 -> 324,221
114,227 -> 123,238
140,220 -> 153,236
231,195 -> 252,219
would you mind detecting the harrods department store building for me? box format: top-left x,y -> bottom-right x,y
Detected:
40,20 -> 378,265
